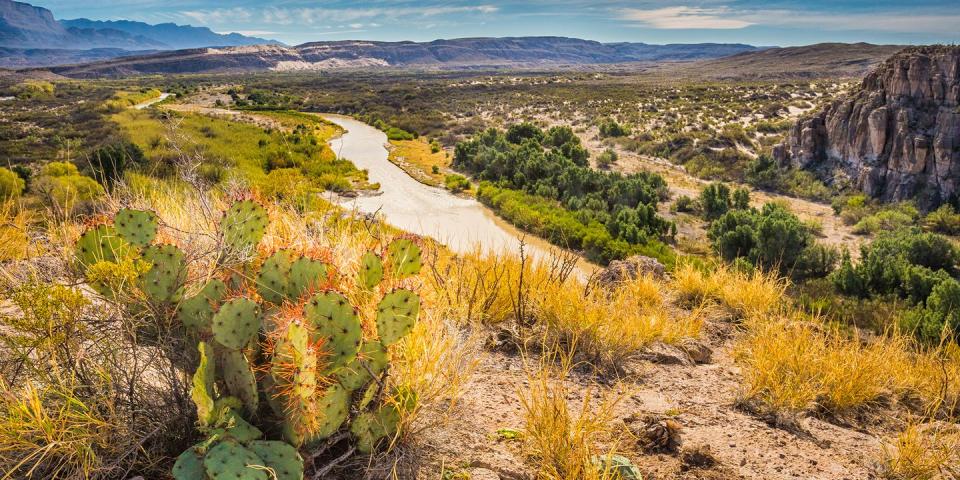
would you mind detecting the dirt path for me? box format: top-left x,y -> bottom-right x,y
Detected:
405,321 -> 882,480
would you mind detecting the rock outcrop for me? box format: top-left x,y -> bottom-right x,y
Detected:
775,46 -> 960,209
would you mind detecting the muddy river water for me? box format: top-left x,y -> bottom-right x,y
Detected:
322,114 -> 594,273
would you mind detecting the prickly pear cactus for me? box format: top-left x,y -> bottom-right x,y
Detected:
114,208 -> 158,248
212,298 -> 261,350
75,224 -> 128,268
203,439 -> 269,480
304,291 -> 362,371
172,445 -> 205,480
222,200 -> 268,252
248,440 -> 304,480
358,252 -> 384,290
306,384 -> 350,444
386,238 -> 422,279
287,257 -> 331,300
221,349 -> 259,415
139,244 -> 185,303
192,341 -> 217,427
256,249 -> 293,305
336,340 -> 388,391
270,321 -> 320,446
177,279 -> 227,331
376,289 -> 420,346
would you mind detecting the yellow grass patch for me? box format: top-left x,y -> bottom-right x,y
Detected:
387,138 -> 450,187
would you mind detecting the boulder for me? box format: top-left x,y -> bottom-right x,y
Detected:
595,255 -> 666,287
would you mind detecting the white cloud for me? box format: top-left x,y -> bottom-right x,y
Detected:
621,6 -> 753,30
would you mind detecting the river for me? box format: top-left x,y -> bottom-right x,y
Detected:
322,114 -> 593,272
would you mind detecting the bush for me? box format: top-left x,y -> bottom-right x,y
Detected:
596,148 -> 617,169
672,195 -> 698,213
924,204 -> 960,235
598,118 -> 629,138
444,174 -> 470,193
700,183 -> 732,221
33,162 -> 104,212
0,167 -> 25,199
709,202 -> 817,275
386,127 -> 415,141
901,278 -> 960,343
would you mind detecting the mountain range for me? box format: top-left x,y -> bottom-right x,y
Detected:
0,0 -> 275,66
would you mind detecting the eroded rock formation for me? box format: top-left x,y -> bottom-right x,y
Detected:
776,46 -> 960,209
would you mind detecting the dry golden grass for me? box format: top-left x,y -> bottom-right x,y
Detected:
0,201 -> 35,262
881,423 -> 960,479
519,361 -> 623,480
671,263 -> 786,320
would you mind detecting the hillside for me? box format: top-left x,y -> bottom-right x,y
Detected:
0,0 -> 276,66
673,42 -> 905,79
41,38 -> 763,77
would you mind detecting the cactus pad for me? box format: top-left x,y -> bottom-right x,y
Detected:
114,208 -> 158,248
311,384 -> 350,441
222,200 -> 268,252
191,342 -> 216,427
304,291 -> 362,371
358,252 -> 384,290
376,289 -> 420,346
177,279 -> 227,331
75,225 -> 128,268
221,349 -> 259,415
220,408 -> 262,443
336,340 -> 388,391
172,445 -> 205,480
140,244 -> 186,303
247,441 -> 304,480
212,298 -> 261,350
288,257 -> 331,300
202,440 -> 268,480
256,249 -> 293,305
387,238 -> 422,279
272,322 -> 320,446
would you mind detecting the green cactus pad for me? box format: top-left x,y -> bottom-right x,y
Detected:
351,388 -> 415,454
75,224 -> 128,268
114,208 -> 158,248
248,441 -> 304,480
222,200 -> 268,252
177,279 -> 227,331
310,384 -> 350,442
221,349 -> 259,415
304,291 -> 362,371
203,440 -> 268,480
140,244 -> 186,303
212,298 -> 261,350
376,289 -> 420,346
191,342 -> 216,427
288,257 -> 331,300
272,322 -> 319,446
358,251 -> 384,290
220,408 -> 263,443
387,238 -> 422,279
336,341 -> 388,391
172,444 -> 205,480
256,249 -> 293,305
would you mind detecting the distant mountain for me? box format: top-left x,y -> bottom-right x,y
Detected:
0,0 -> 277,66
674,42 -> 906,79
45,37 -> 764,77
60,19 -> 277,50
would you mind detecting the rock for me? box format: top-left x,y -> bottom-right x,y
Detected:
595,255 -> 666,287
468,468 -> 500,480
776,46 -> 960,210
641,342 -> 693,366
681,444 -> 718,470
632,415 -> 683,453
679,339 -> 713,364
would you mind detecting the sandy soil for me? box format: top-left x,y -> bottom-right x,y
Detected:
404,318 -> 884,480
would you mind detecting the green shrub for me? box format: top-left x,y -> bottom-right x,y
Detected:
444,174 -> 470,193
672,195 -> 698,213
924,204 -> 960,235
699,183 -> 732,221
0,167 -> 25,199
709,202 -> 818,276
901,278 -> 960,343
34,162 -> 104,212
598,118 -> 629,138
386,127 -> 414,141
596,148 -> 618,169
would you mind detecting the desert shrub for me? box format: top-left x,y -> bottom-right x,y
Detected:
88,141 -> 146,189
853,206 -> 918,235
444,174 -> 470,193
598,118 -> 629,138
699,183 -> 732,220
732,187 -> 750,210
924,204 -> 960,235
33,162 -> 104,214
901,278 -> 960,343
709,202 -> 818,275
881,424 -> 960,480
386,126 -> 415,141
672,195 -> 698,213
793,243 -> 840,279
596,148 -> 617,169
259,168 -> 314,205
0,167 -> 25,199
506,122 -> 545,144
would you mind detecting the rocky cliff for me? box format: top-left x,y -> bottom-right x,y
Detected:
775,45 -> 960,209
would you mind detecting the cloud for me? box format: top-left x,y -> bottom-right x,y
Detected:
215,30 -> 277,36
620,6 -> 754,30
176,5 -> 498,27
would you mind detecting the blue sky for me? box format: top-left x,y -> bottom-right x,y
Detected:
32,0 -> 960,46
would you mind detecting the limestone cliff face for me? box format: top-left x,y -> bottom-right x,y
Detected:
776,46 -> 960,209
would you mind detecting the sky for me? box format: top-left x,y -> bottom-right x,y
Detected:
30,0 -> 960,47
